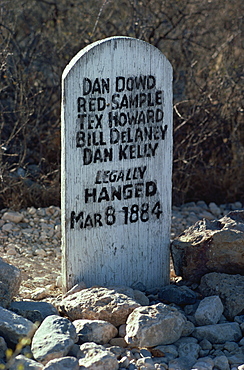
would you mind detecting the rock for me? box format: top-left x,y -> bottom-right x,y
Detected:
108,286 -> 149,306
191,356 -> 214,370
0,336 -> 7,359
213,355 -> 230,370
0,281 -> 12,308
109,337 -> 128,347
192,322 -> 242,343
228,351 -> 244,366
151,344 -> 178,360
2,211 -> 24,223
199,273 -> 244,320
10,301 -> 59,323
59,286 -> 140,326
158,284 -> 197,305
0,306 -> 36,345
63,282 -> 87,298
125,303 -> 187,347
171,211 -> 244,282
73,319 -> 118,344
43,356 -> 79,370
178,341 -> 200,360
8,354 -> 44,369
168,356 -> 196,370
133,289 -> 150,306
9,355 -> 43,370
0,257 -> 21,304
194,296 -> 224,325
31,315 -> 77,365
136,356 -> 155,369
77,342 -> 119,369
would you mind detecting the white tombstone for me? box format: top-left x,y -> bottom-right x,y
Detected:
61,36 -> 173,291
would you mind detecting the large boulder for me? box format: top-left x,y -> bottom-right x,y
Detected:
125,303 -> 187,347
59,286 -> 140,327
171,211 -> 244,282
31,315 -> 77,365
0,306 -> 36,346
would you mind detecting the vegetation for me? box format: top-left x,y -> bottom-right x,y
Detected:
0,0 -> 243,208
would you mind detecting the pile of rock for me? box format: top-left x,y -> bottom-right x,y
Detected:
1,269 -> 244,369
0,207 -> 244,369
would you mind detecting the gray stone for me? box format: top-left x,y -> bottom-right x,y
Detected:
59,286 -> 140,326
10,301 -> 59,323
228,351 -> 244,365
31,315 -> 77,365
171,211 -> 244,282
224,341 -> 239,353
158,284 -> 197,305
214,355 -> 230,370
133,289 -> 150,306
192,322 -> 242,344
108,286 -> 149,306
191,356 -> 214,370
77,342 -> 119,369
125,303 -> 186,347
181,319 -> 195,336
43,356 -> 79,370
0,257 -> 21,302
168,356 -> 195,370
178,341 -> 200,360
0,306 -> 36,345
151,344 -> 178,360
199,339 -> 212,350
0,336 -> 7,359
199,273 -> 244,320
2,211 -> 24,223
8,354 -> 44,369
0,281 -> 12,308
194,296 -> 224,325
174,336 -> 198,347
73,319 -> 118,344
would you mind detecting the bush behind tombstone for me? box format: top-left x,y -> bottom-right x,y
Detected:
0,0 -> 243,208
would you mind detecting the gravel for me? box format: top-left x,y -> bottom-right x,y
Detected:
0,201 -> 243,302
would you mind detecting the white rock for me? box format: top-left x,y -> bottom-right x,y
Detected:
195,296 -> 224,326
31,287 -> 49,300
125,303 -> 186,347
77,342 -> 119,370
9,354 -> 44,369
35,248 -> 47,257
27,207 -> 37,215
43,356 -> 79,370
59,286 -> 140,326
136,356 -> 155,369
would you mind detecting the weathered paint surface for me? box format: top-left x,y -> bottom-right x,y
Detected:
61,37 -> 173,291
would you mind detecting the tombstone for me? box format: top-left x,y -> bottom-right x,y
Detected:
61,36 -> 173,291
